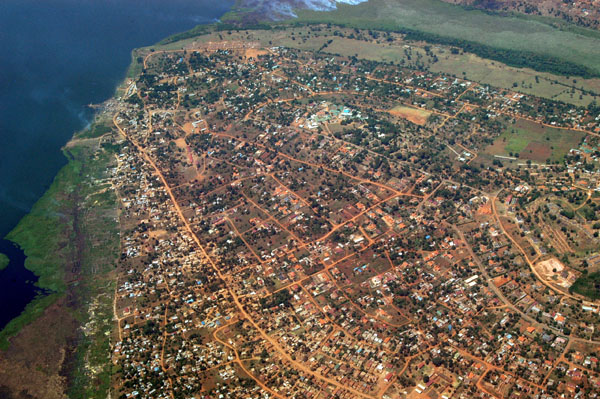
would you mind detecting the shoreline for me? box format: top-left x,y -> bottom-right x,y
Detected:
0,23 -> 183,343
0,39 -> 141,343
0,239 -> 44,332
0,15 -> 232,398
0,253 -> 8,271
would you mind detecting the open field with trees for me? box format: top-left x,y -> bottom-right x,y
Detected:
169,23 -> 600,107
291,0 -> 600,77
570,272 -> 600,300
484,119 -> 585,163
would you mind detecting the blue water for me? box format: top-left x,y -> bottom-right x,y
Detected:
0,0 -> 234,330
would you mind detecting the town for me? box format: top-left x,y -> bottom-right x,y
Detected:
105,27 -> 600,399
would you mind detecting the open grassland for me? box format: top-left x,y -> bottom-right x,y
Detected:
429,53 -> 600,107
322,35 -> 600,106
293,0 -> 600,77
311,33 -> 600,106
484,119 -> 585,163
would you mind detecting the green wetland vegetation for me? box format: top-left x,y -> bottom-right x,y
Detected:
0,125 -> 120,397
0,253 -> 8,271
0,155 -> 80,349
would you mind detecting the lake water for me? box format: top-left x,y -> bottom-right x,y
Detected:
0,0 -> 233,330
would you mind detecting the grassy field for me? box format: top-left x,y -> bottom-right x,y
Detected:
502,128 -> 531,156
292,0 -> 600,77
318,34 -> 600,107
313,32 -> 600,106
429,53 -> 600,107
484,119 -> 585,163
570,272 -> 600,300
0,253 -> 8,271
